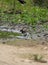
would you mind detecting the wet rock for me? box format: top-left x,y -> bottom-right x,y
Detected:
37,35 -> 41,37
43,33 -> 48,36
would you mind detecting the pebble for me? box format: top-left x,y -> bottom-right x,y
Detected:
43,47 -> 48,50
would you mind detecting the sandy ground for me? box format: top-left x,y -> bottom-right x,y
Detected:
0,40 -> 48,65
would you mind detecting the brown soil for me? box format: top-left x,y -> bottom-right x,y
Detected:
0,40 -> 48,65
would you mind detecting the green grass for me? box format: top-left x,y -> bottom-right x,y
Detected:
0,0 -> 48,29
0,7 -> 48,25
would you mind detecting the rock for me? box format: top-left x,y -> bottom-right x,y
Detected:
43,47 -> 48,50
37,35 -> 41,37
43,33 -> 48,36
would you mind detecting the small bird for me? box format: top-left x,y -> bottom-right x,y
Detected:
20,28 -> 26,34
18,0 -> 26,4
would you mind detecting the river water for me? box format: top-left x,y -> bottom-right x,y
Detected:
0,25 -> 48,41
